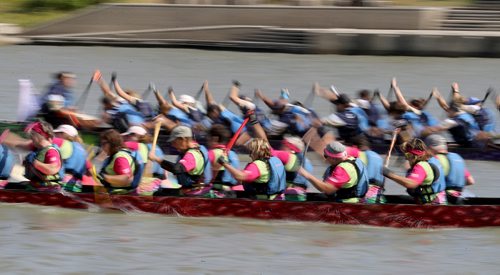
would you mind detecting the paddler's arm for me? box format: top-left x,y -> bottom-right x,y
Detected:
168,88 -> 189,113
114,79 -> 139,105
101,173 -> 133,187
220,161 -> 250,181
297,167 -> 338,195
96,75 -> 118,102
33,160 -> 61,176
229,82 -> 245,106
392,78 -> 421,115
148,152 -> 186,174
382,167 -> 420,189
255,89 -> 276,109
203,80 -> 217,107
314,82 -> 338,102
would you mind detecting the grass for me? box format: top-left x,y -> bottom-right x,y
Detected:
0,0 -> 473,28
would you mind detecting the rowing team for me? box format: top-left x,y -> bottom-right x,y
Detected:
0,113 -> 474,205
34,71 -> 499,154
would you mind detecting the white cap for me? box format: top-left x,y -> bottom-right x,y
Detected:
47,94 -> 64,102
121,126 -> 147,136
179,94 -> 195,105
53,124 -> 78,137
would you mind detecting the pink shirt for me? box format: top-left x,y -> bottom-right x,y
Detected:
406,164 -> 427,185
52,137 -> 64,148
208,145 -> 227,164
124,141 -> 139,151
179,151 -> 197,172
271,149 -> 291,165
243,163 -> 261,182
324,165 -> 351,189
113,157 -> 132,176
44,147 -> 61,166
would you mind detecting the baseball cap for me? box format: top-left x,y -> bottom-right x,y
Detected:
179,94 -> 195,105
167,125 -> 192,142
53,124 -> 78,137
323,141 -> 347,159
121,126 -> 147,136
425,134 -> 448,151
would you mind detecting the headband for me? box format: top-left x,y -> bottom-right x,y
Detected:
282,139 -> 301,153
25,122 -> 50,139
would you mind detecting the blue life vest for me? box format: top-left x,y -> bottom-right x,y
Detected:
63,141 -> 87,179
449,113 -> 479,146
168,107 -> 193,127
244,157 -> 286,196
220,108 -> 245,134
117,102 -> 146,126
348,106 -> 369,132
336,110 -> 362,140
133,100 -> 155,120
473,108 -> 495,132
285,152 -> 313,188
146,143 -> 165,177
437,152 -> 466,190
359,150 -> 384,187
402,111 -> 424,136
428,157 -> 446,193
322,158 -> 369,200
100,149 -> 144,189
0,145 -> 15,179
406,160 -> 445,203
175,145 -> 212,187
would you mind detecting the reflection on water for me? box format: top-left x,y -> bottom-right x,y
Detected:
0,204 -> 499,273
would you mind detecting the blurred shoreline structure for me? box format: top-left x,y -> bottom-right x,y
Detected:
8,3 -> 500,56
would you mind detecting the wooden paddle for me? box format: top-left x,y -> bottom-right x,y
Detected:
144,121 -> 162,178
384,128 -> 400,167
304,84 -> 315,109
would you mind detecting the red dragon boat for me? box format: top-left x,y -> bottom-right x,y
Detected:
0,188 -> 499,228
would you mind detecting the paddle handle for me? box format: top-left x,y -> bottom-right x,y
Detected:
145,121 -> 162,177
384,128 -> 399,167
226,117 -> 249,153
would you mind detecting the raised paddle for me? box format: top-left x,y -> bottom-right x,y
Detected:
304,85 -> 315,109
481,87 -> 494,104
144,121 -> 162,178
210,116 -> 250,183
384,128 -> 401,167
421,90 -> 434,109
141,82 -> 155,100
194,82 -> 204,101
76,71 -> 100,110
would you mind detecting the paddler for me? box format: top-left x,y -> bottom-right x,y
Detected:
40,71 -> 76,109
52,124 -> 87,192
425,134 -> 475,204
121,125 -> 165,179
297,141 -> 369,203
15,121 -> 64,192
148,125 -> 213,197
382,138 -> 447,205
218,137 -> 286,200
97,129 -> 144,194
206,124 -> 240,198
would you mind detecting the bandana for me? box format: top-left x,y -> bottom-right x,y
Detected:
407,149 -> 425,156
25,122 -> 50,139
282,139 -> 301,153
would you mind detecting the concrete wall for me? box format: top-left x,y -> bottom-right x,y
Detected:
24,4 -> 446,36
309,30 -> 500,56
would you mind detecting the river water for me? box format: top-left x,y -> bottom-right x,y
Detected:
0,45 -> 499,273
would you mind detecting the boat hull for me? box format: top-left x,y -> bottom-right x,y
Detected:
1,189 -> 499,228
